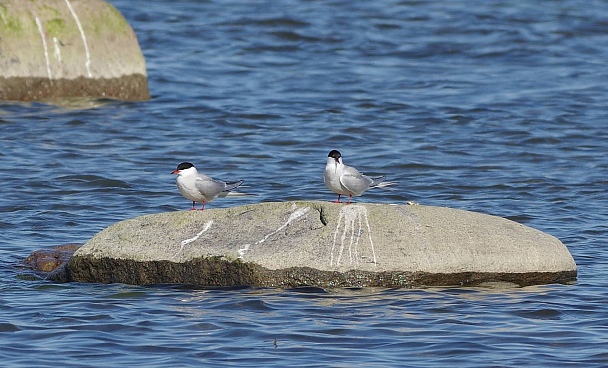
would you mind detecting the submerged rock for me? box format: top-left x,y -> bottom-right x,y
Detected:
24,243 -> 81,276
0,0 -> 149,101
53,201 -> 577,288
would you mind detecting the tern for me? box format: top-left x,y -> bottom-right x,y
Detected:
171,162 -> 248,210
323,150 -> 395,204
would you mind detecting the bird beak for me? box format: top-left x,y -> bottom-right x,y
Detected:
171,170 -> 180,175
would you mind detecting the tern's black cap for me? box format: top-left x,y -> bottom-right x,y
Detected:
176,162 -> 194,171
328,150 -> 341,159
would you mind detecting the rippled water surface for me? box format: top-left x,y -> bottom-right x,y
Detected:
1,0 -> 608,366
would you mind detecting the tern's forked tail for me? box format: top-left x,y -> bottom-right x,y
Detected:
373,180 -> 397,191
225,191 -> 256,197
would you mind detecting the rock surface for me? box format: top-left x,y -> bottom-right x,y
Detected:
0,0 -> 149,101
54,201 -> 577,288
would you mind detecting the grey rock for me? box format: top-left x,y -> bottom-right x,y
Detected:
0,0 -> 149,101
60,201 -> 577,288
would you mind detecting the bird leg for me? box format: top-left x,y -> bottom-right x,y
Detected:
345,195 -> 353,204
199,202 -> 206,211
333,194 -> 342,203
190,201 -> 197,210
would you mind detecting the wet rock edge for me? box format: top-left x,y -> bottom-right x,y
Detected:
0,75 -> 150,101
50,255 -> 577,288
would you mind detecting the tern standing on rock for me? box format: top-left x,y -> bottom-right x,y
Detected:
323,150 -> 395,204
171,162 -> 247,210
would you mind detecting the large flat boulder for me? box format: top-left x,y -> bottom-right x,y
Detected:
0,0 -> 148,101
55,201 -> 577,288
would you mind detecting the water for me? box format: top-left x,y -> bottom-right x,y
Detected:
1,0 -> 607,366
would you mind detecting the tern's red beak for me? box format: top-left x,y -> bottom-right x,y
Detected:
171,170 -> 180,174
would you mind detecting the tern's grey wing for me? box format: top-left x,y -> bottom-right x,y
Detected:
216,180 -> 245,198
342,164 -> 362,177
194,175 -> 229,200
368,175 -> 386,188
340,165 -> 373,196
223,180 -> 244,192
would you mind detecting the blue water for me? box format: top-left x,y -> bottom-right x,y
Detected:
1,0 -> 608,366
